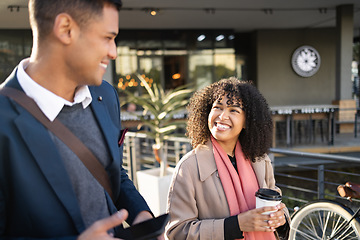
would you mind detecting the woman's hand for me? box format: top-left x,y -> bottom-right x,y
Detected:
237,203 -> 287,232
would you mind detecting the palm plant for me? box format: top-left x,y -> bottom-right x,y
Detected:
121,73 -> 194,177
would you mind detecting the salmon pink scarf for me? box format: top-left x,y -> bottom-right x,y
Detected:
211,136 -> 276,240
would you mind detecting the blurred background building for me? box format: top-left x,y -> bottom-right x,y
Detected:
0,0 -> 359,136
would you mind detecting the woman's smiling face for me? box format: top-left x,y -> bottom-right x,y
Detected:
208,95 -> 246,153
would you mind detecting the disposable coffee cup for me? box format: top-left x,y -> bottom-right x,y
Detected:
255,188 -> 282,215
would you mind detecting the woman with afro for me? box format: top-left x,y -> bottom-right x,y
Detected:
166,77 -> 290,240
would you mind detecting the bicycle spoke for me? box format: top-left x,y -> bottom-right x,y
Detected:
295,212 -> 321,239
331,212 -> 343,235
316,211 -> 324,238
303,213 -> 320,238
329,211 -> 346,238
294,210 -> 360,239
290,202 -> 360,240
329,212 -> 357,239
335,224 -> 357,239
293,227 -> 320,240
321,210 -> 331,239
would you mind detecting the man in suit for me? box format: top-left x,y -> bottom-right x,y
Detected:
0,0 -> 156,239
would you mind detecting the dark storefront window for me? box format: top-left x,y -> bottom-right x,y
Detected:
114,30 -> 243,99
0,30 -> 32,83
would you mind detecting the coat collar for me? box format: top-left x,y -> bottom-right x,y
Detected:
196,141 -> 218,182
196,140 -> 269,188
1,66 -> 22,90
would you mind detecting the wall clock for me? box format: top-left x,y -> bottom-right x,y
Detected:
291,45 -> 321,77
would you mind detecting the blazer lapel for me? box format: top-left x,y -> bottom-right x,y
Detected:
89,87 -> 121,198
89,88 -> 119,163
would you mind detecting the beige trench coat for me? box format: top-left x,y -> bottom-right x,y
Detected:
165,141 -> 290,240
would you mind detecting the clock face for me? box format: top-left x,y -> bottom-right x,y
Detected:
291,46 -> 321,77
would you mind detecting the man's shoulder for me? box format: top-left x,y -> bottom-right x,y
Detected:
89,81 -> 119,107
0,89 -> 19,116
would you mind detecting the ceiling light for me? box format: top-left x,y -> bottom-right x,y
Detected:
216,35 -> 225,41
172,73 -> 181,80
142,8 -> 160,16
197,35 -> 206,42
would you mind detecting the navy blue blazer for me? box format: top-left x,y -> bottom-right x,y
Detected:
0,68 -> 151,239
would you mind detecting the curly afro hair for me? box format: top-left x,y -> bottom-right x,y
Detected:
186,77 -> 273,162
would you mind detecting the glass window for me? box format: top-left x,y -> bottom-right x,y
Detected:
189,50 -> 214,90
0,30 -> 32,83
138,56 -> 162,86
214,48 -> 236,80
114,30 -> 238,94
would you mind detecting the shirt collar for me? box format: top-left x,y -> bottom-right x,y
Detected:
17,58 -> 92,122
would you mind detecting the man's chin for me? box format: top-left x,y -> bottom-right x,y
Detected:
89,78 -> 104,86
95,79 -> 103,86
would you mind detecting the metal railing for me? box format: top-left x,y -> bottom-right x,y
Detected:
271,148 -> 360,212
122,132 -> 360,211
122,132 -> 191,187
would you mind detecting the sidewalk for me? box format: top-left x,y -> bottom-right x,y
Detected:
273,132 -> 360,170
276,132 -> 360,154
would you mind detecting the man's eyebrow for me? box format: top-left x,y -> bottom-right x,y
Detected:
109,31 -> 118,37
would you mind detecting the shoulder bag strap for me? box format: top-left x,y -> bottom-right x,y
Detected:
0,87 -> 114,202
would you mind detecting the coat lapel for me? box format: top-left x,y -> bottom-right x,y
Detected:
196,141 -> 218,182
251,159 -> 267,188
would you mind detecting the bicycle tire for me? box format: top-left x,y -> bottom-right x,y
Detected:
289,200 -> 360,240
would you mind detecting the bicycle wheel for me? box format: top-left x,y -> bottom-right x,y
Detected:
289,200 -> 360,240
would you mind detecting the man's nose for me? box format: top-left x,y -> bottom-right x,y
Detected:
108,40 -> 117,60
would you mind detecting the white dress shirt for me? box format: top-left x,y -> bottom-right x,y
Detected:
17,58 -> 92,122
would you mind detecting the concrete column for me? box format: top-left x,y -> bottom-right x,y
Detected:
334,5 -> 356,133
335,4 -> 354,100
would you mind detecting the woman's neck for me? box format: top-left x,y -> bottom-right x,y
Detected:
217,141 -> 235,157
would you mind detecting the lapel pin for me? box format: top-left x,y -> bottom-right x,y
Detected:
98,96 -> 103,101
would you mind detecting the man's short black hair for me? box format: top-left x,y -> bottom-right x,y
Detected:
29,0 -> 122,40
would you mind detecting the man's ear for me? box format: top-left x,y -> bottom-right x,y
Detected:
53,13 -> 78,44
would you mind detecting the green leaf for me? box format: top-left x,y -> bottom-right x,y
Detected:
117,73 -> 195,165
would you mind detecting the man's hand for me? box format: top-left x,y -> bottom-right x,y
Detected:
133,211 -> 165,240
132,211 -> 153,225
78,209 -> 128,240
